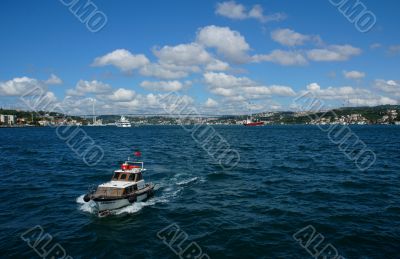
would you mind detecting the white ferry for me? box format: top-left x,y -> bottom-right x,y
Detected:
115,116 -> 132,127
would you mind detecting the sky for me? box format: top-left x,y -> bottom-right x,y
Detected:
0,0 -> 399,115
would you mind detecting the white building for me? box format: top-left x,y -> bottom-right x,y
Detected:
0,114 -> 15,125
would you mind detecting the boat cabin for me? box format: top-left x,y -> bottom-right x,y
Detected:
92,161 -> 146,198
111,171 -> 143,182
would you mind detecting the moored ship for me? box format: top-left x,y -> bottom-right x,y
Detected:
115,116 -> 132,127
243,117 -> 264,126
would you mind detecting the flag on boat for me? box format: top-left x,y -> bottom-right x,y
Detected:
134,150 -> 142,157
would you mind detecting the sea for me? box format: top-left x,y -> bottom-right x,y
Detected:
0,125 -> 399,258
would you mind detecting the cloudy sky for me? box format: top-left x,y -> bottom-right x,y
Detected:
0,0 -> 399,115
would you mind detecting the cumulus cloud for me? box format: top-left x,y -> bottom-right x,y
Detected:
154,43 -> 212,66
307,45 -> 361,61
140,80 -> 191,91
374,79 -> 400,96
215,1 -> 286,23
105,88 -> 136,102
45,74 -> 63,85
196,25 -> 250,63
348,96 -> 397,106
92,49 -> 150,72
205,59 -> 230,71
66,80 -> 112,96
205,98 -> 218,108
304,82 -> 398,106
204,72 -> 295,100
271,29 -> 311,47
253,50 -> 308,66
343,70 -> 366,80
0,77 -> 47,96
139,63 -> 190,80
153,42 -> 230,72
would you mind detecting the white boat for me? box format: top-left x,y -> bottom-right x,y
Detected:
115,116 -> 132,127
83,159 -> 154,216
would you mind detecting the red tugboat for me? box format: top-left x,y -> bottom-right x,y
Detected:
83,151 -> 154,216
243,117 -> 265,126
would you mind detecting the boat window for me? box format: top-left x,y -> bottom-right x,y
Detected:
113,173 -> 120,180
135,173 -> 143,181
128,174 -> 135,181
120,174 -> 127,180
133,184 -> 138,191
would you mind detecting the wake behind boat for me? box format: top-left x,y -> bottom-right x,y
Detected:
83,152 -> 154,217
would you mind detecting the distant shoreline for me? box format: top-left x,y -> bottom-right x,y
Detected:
1,124 -> 400,128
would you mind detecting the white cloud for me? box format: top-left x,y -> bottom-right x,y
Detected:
374,79 -> 400,96
66,80 -> 112,96
253,50 -> 308,66
205,98 -> 218,108
204,72 -> 254,89
196,25 -> 250,63
0,77 -> 47,96
215,1 -> 286,23
105,88 -> 136,102
304,82 -> 398,106
205,59 -> 230,71
271,29 -> 310,47
307,45 -> 361,61
154,43 -> 212,66
45,74 -> 63,85
153,42 -> 230,72
306,82 -> 370,99
139,64 -> 189,79
92,49 -> 150,72
343,70 -> 366,80
140,80 -> 191,91
348,96 -> 398,106
216,1 -> 247,19
204,72 -> 295,100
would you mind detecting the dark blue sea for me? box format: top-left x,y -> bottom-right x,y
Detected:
0,125 -> 399,258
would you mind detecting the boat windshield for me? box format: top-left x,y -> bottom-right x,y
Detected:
112,172 -> 120,180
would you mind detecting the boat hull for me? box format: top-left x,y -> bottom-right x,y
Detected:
243,122 -> 264,126
94,193 -> 148,211
92,184 -> 154,212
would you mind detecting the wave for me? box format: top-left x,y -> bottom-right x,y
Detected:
176,177 -> 198,186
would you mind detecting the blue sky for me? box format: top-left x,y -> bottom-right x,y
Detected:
0,0 -> 399,115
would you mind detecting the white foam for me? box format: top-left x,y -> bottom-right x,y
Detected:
76,194 -> 97,213
76,173 -> 206,217
176,177 -> 198,186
